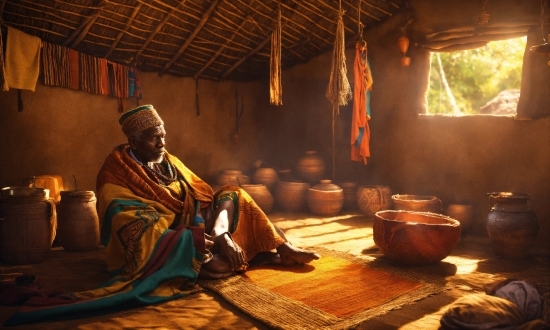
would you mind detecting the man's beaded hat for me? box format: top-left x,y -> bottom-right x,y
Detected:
119,104 -> 164,137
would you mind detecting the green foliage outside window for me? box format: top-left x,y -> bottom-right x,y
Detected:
427,37 -> 527,115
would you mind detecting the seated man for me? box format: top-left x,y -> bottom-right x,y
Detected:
99,104 -> 320,281
4,104 -> 319,326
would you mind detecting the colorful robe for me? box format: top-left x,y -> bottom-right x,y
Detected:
5,144 -> 285,326
351,42 -> 373,164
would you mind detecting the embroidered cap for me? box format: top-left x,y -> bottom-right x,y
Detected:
119,104 -> 164,137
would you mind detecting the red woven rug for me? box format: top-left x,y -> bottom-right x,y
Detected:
200,247 -> 448,329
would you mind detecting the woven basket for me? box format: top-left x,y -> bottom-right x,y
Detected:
275,181 -> 310,212
0,196 -> 55,264
373,210 -> 461,265
391,194 -> 442,213
240,184 -> 274,214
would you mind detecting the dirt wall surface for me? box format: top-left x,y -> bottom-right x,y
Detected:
0,73 -> 264,190
0,0 -> 548,251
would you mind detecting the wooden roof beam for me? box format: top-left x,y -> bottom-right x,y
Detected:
222,32 -> 270,80
160,0 -> 220,76
104,2 -> 142,59
194,18 -> 247,80
64,0 -> 108,48
136,0 -> 187,61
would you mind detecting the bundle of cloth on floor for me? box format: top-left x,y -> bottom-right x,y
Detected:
440,279 -> 550,330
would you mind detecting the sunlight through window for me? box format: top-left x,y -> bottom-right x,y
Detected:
427,37 -> 527,116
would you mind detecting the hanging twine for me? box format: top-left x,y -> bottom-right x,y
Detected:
270,2 -> 283,105
326,9 -> 352,115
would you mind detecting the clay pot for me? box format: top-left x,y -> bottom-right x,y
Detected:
392,194 -> 443,213
295,151 -> 326,184
277,169 -> 294,181
340,181 -> 358,211
252,168 -> 279,192
275,181 -> 310,212
307,180 -> 344,217
374,210 -> 461,266
57,191 -> 100,252
446,204 -> 474,234
240,184 -> 274,214
356,185 -> 392,216
217,170 -> 250,186
400,56 -> 411,67
486,192 -> 539,260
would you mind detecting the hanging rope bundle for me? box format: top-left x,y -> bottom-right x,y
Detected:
326,7 -> 352,115
270,2 -> 283,105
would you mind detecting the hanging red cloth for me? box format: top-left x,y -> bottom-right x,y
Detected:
351,42 -> 373,164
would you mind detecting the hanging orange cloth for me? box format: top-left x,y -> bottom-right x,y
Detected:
351,42 -> 373,164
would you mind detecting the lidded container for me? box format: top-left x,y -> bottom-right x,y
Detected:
486,192 -> 538,260
57,190 -> 100,252
306,180 -> 344,217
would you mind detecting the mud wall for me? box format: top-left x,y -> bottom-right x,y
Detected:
0,74 -> 265,190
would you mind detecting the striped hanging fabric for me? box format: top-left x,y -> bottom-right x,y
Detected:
270,2 -> 283,105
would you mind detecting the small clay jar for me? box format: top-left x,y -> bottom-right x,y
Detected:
252,168 -> 279,192
295,151 -> 326,184
217,170 -> 250,186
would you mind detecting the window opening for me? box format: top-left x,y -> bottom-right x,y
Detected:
427,36 -> 527,116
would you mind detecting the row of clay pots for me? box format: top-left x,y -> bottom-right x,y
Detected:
216,168 -> 476,233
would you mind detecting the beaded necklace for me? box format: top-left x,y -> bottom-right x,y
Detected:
129,149 -> 178,185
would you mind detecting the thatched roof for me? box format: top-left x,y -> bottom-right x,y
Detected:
0,0 -> 408,81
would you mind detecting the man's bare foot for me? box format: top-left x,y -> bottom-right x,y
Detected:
276,242 -> 320,266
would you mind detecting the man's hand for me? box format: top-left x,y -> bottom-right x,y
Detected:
214,232 -> 247,272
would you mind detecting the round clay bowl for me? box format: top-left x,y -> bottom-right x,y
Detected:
373,210 -> 461,266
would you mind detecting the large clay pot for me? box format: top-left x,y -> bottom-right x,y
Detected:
307,180 -> 344,217
0,194 -> 55,264
240,184 -> 274,214
446,204 -> 474,234
340,181 -> 358,211
57,191 -> 100,252
217,170 -> 250,186
275,181 -> 310,212
356,185 -> 392,216
295,151 -> 326,184
252,168 -> 279,192
486,192 -> 539,260
392,194 -> 442,213
374,210 -> 461,266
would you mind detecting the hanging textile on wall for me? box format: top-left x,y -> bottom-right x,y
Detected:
326,8 -> 352,114
4,26 -> 41,92
270,2 -> 283,105
41,41 -> 141,100
351,42 -> 373,164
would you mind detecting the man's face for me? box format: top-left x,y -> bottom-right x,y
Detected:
130,125 -> 166,164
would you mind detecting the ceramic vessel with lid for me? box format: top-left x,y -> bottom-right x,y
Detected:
307,180 -> 344,217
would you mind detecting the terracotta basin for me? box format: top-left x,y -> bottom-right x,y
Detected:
373,210 -> 461,266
